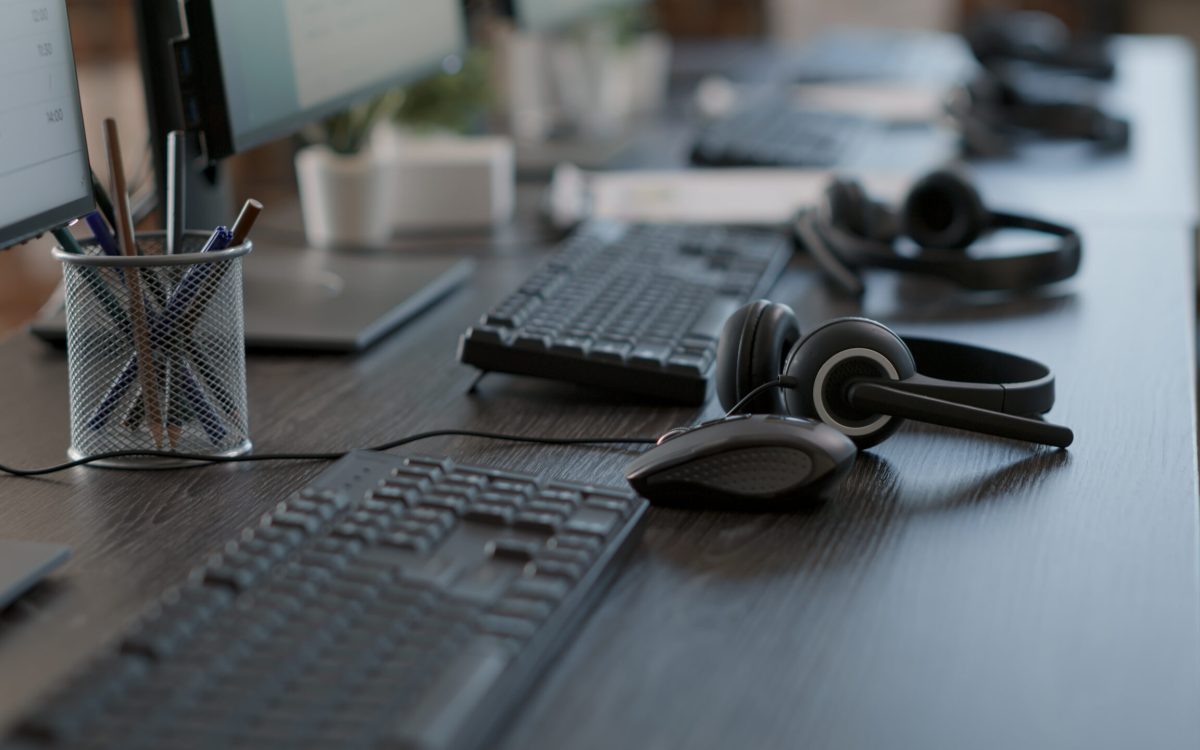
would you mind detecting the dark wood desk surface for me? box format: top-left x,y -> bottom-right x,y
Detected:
1,36 -> 1198,750
0,214 -> 1196,749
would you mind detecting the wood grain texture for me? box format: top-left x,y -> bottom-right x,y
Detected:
0,38 -> 1196,750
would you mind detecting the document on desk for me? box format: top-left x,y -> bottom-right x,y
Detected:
548,165 -> 910,226
791,82 -> 948,125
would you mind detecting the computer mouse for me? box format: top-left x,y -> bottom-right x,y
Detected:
625,414 -> 858,509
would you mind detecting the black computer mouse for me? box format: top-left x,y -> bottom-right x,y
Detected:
625,414 -> 858,510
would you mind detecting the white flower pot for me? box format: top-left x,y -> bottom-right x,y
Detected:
373,126 -> 516,231
294,145 -> 393,248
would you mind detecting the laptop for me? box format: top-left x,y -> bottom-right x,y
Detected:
32,241 -> 474,353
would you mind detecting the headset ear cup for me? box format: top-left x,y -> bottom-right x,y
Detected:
715,301 -> 763,411
902,170 -> 991,249
715,301 -> 800,413
744,303 -> 801,413
781,318 -> 916,449
825,179 -> 871,237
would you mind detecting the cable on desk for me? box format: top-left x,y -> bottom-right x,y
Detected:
0,429 -> 659,477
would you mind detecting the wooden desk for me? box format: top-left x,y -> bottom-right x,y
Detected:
0,37 -> 1197,750
0,210 -> 1196,749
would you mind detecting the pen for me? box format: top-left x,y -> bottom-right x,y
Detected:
178,199 -> 262,340
166,131 -> 185,256
50,226 -> 129,333
104,118 -> 165,449
83,212 -> 121,257
162,224 -> 231,443
230,199 -> 263,245
90,171 -> 117,232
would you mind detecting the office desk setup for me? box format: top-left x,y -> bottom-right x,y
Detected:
0,3 -> 1199,748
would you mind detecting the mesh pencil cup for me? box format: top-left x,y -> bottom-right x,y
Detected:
54,231 -> 252,468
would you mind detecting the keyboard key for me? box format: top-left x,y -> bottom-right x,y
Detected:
688,296 -> 742,341
629,344 -> 671,368
550,337 -> 591,357
589,340 -> 632,363
514,333 -> 551,351
564,507 -> 621,540
463,326 -> 511,345
487,538 -> 542,562
666,354 -> 708,377
464,506 -> 514,526
492,597 -> 553,621
513,512 -> 560,534
510,576 -> 571,603
531,559 -> 584,582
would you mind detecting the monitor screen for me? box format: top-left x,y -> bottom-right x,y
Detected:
188,0 -> 465,157
510,0 -> 645,31
0,0 -> 93,247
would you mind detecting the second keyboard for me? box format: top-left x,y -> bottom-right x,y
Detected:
458,222 -> 792,404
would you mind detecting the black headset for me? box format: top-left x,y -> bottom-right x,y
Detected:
715,300 -> 1073,449
965,11 -> 1115,80
948,72 -> 1130,158
793,169 -> 1082,297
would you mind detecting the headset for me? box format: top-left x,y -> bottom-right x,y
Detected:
793,169 -> 1082,297
948,72 -> 1130,158
964,11 -> 1115,80
715,300 -> 1074,449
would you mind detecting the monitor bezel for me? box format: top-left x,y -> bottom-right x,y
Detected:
183,0 -> 467,160
0,0 -> 94,248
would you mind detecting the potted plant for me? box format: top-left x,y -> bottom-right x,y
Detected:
295,92 -> 402,248
372,51 -> 517,230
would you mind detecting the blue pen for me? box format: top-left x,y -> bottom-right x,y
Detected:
85,225 -> 233,433
84,212 -> 122,256
176,359 -> 227,444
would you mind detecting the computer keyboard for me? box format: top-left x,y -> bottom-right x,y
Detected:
5,451 -> 648,750
690,102 -> 869,168
458,221 -> 791,404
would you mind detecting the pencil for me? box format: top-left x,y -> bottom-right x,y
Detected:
103,118 -> 164,449
230,199 -> 263,245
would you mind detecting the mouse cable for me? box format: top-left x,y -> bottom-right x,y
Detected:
723,377 -> 800,417
0,429 -> 659,478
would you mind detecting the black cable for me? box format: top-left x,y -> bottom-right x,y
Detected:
0,430 -> 658,478
723,377 -> 799,417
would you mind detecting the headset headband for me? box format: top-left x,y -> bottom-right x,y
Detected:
891,336 -> 1056,416
802,203 -> 1082,292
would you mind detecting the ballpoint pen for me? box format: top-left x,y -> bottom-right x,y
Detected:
103,118 -> 165,449
83,212 -> 121,256
50,226 -> 129,333
90,171 -> 117,232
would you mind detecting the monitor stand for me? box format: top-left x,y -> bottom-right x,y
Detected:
31,241 -> 474,353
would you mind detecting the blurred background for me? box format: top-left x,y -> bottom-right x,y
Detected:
0,0 -> 1190,334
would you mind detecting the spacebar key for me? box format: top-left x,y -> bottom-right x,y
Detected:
687,296 -> 742,341
393,641 -> 512,750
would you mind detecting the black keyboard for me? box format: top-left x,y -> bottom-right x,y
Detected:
5,451 -> 647,750
458,221 -> 791,404
690,102 -> 869,168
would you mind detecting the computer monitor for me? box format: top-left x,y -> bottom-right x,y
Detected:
504,0 -> 646,32
98,0 -> 474,352
0,0 -> 92,247
183,0 -> 466,160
